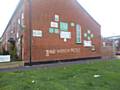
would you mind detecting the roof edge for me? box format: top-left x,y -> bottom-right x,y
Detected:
75,1 -> 101,27
1,0 -> 23,38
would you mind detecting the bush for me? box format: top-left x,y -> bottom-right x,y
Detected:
9,43 -> 18,62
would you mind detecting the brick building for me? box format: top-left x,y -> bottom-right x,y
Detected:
1,0 -> 101,64
0,38 -> 2,54
106,36 -> 120,55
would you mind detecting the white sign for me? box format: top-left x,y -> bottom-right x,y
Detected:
51,22 -> 58,28
33,30 -> 42,37
45,48 -> 81,56
60,31 -> 71,39
70,22 -> 75,27
84,40 -> 92,47
0,55 -> 10,62
16,32 -> 19,38
55,14 -> 59,21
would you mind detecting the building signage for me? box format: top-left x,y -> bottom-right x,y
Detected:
50,22 -> 58,28
49,28 -> 59,34
0,55 -> 10,62
84,40 -> 92,47
60,22 -> 68,31
84,30 -> 94,40
55,14 -> 59,22
45,48 -> 81,56
70,22 -> 75,27
60,31 -> 71,39
33,30 -> 42,37
60,31 -> 71,42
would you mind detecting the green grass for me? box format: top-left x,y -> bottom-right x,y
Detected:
0,60 -> 120,90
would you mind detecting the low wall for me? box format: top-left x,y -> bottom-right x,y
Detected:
101,46 -> 114,59
0,61 -> 24,69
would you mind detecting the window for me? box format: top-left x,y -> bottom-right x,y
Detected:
76,24 -> 82,43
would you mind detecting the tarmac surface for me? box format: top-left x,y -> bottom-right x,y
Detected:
0,59 -> 117,72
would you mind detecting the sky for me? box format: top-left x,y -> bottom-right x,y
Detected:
0,0 -> 120,37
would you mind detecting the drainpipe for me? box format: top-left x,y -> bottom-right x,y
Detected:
29,0 -> 32,66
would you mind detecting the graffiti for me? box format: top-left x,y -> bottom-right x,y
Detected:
45,48 -> 81,56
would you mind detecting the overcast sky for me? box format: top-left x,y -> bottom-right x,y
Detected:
0,0 -> 120,37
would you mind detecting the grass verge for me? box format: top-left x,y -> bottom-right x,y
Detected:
0,60 -> 120,90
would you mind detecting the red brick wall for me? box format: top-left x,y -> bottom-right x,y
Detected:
23,0 -> 101,62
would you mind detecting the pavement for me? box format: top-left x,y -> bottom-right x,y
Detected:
0,59 -> 117,72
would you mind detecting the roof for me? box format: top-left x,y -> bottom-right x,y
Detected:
1,0 -> 23,38
105,35 -> 120,40
76,0 -> 101,27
